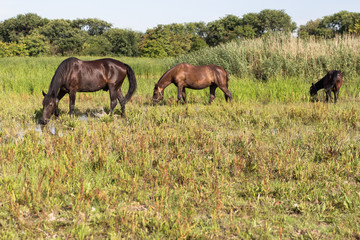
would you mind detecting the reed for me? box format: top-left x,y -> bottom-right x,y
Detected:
174,34 -> 360,81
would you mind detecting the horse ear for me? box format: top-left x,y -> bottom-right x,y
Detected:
42,90 -> 47,97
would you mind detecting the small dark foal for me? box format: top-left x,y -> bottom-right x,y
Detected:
310,70 -> 343,103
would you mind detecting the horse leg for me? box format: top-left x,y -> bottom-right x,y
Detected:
68,91 -> 76,114
109,86 -> 118,114
177,86 -> 183,103
182,87 -> 186,103
55,90 -> 66,117
334,90 -> 339,103
209,85 -> 217,104
325,89 -> 331,102
218,86 -> 232,102
117,89 -> 126,117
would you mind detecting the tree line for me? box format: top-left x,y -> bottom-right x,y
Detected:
0,10 -> 359,58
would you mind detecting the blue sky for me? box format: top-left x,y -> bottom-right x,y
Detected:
1,0 -> 359,32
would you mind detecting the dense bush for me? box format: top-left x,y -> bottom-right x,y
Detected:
0,41 -> 28,57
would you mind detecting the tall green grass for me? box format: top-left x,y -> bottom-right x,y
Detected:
174,34 -> 360,81
1,56 -> 359,104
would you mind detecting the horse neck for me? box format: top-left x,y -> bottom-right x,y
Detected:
314,78 -> 324,91
47,67 -> 64,96
48,58 -> 74,95
157,71 -> 173,88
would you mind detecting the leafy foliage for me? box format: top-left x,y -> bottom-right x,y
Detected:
140,24 -> 193,58
206,10 -> 297,46
299,11 -> 360,39
0,10 -> 360,57
0,41 -> 28,57
105,28 -> 142,57
0,13 -> 48,42
350,20 -> 360,34
72,18 -> 112,36
81,36 -> 112,56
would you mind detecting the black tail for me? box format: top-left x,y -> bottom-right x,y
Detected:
124,64 -> 137,103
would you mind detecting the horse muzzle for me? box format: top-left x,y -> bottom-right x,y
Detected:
40,117 -> 50,125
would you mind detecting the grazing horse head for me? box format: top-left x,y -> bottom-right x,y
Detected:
152,84 -> 164,105
310,83 -> 317,96
40,90 -> 57,124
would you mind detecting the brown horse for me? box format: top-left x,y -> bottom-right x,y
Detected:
310,70 -> 343,103
152,63 -> 232,104
40,57 -> 137,124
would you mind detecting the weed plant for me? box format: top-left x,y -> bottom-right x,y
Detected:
1,92 -> 360,239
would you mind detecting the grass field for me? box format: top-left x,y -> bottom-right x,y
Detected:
0,55 -> 360,239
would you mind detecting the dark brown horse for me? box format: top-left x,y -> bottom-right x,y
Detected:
152,63 -> 232,104
40,57 -> 137,124
310,70 -> 343,103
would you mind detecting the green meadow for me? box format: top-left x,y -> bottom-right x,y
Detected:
1,36 -> 360,239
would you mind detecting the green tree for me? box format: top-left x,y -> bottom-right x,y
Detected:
0,41 -> 29,57
236,24 -> 257,39
39,19 -> 87,55
18,31 -> 50,56
206,11 -> 296,46
241,13 -> 262,37
299,11 -> 360,38
81,35 -> 112,56
72,18 -> 112,36
139,24 -> 192,57
206,15 -> 242,46
0,13 -> 48,42
350,20 -> 360,34
105,28 -> 142,56
321,11 -> 360,34
184,22 -> 208,38
298,19 -> 333,39
257,9 -> 297,35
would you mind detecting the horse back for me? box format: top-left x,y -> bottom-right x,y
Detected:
207,65 -> 228,83
56,58 -> 127,92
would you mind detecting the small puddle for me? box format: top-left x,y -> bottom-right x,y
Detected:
49,124 -> 56,135
79,114 -> 89,121
35,124 -> 42,134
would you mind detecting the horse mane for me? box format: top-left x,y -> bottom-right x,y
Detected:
158,65 -> 177,82
156,64 -> 180,86
313,75 -> 325,91
47,57 -> 78,95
